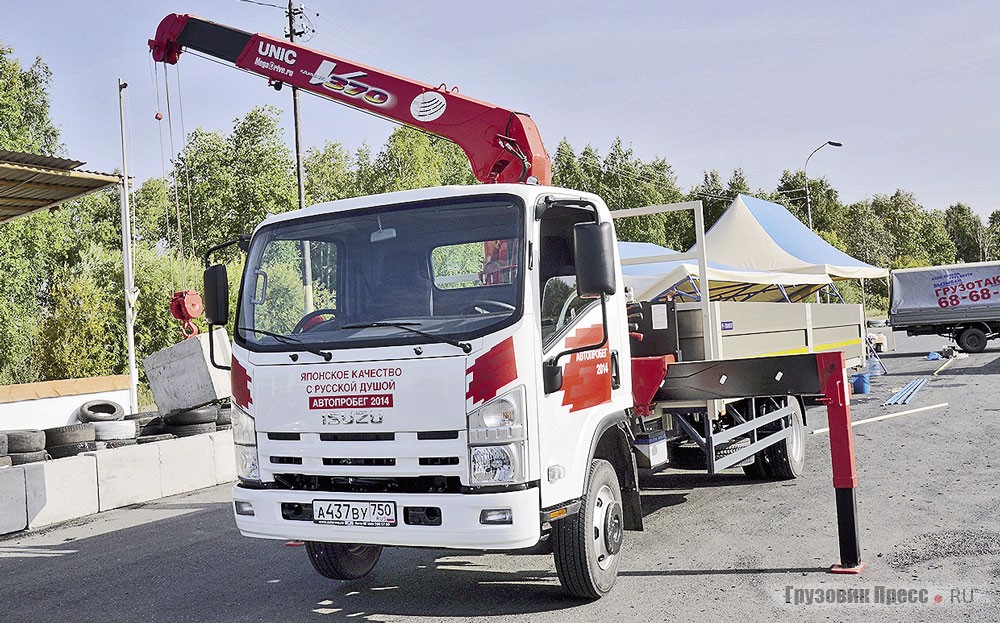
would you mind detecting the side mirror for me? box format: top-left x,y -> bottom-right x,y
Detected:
573,221 -> 616,298
543,360 -> 563,394
204,264 -> 229,325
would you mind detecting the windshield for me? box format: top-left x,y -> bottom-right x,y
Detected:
237,195 -> 525,352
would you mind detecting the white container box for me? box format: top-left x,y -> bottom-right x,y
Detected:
634,431 -> 668,469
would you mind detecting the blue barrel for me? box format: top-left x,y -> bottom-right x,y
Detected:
851,372 -> 870,395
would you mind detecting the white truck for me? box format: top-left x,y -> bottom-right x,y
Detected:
152,14 -> 866,598
890,260 -> 1000,353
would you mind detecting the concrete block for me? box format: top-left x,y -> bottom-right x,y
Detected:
0,466 -> 27,535
23,455 -> 98,529
159,434 -> 217,497
143,329 -> 231,415
210,429 -> 237,484
89,444 -> 163,511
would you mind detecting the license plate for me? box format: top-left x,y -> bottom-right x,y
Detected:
312,500 -> 397,527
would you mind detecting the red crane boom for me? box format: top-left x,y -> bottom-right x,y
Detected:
149,14 -> 551,185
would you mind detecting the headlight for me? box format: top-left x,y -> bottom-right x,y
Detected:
231,404 -> 260,483
480,396 -> 517,428
231,404 -> 257,446
237,445 -> 260,481
470,444 -> 523,485
468,386 -> 525,444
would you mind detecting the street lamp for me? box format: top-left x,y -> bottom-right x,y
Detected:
804,140 -> 843,231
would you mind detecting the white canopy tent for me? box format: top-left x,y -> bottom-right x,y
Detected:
701,194 -> 888,280
620,241 -> 832,303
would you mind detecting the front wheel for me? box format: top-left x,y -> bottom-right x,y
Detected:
305,542 -> 382,580
552,459 -> 624,599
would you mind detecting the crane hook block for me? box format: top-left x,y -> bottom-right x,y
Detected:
170,290 -> 204,339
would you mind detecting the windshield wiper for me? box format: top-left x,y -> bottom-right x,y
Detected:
237,326 -> 332,361
342,322 -> 473,354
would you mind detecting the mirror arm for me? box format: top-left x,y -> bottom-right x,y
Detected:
206,323 -> 231,371
204,235 -> 250,268
549,293 -> 609,368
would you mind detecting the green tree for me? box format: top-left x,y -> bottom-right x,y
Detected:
552,138 -> 587,190
985,210 -> 1000,261
370,127 -> 443,193
688,170 -> 727,228
943,203 -> 983,262
0,43 -> 61,155
175,106 -> 297,260
775,169 -> 843,233
304,140 -> 353,204
0,43 -> 63,383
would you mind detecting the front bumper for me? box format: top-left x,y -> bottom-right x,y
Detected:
232,484 -> 542,549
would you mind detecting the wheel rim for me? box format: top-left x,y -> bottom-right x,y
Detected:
592,484 -> 622,570
787,403 -> 804,462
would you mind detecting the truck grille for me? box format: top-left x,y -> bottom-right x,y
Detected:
271,473 -> 462,494
258,430 -> 468,484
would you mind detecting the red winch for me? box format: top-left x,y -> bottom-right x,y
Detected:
169,290 -> 204,338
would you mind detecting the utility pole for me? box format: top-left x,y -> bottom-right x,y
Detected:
287,1 -> 314,313
118,79 -> 139,415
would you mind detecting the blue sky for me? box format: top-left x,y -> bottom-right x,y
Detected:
3,1 -> 998,217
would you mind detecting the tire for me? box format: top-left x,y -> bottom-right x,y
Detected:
47,441 -> 98,459
165,405 -> 218,426
137,434 -> 175,444
0,455 -> 12,468
133,415 -> 159,428
45,423 -> 96,447
763,398 -> 805,480
216,403 -> 232,426
6,429 -> 46,453
305,542 -> 383,580
163,422 -> 217,437
92,420 -> 138,441
139,417 -> 165,436
79,400 -> 124,423
95,439 -> 138,450
0,432 -> 7,456
552,459 -> 623,599
742,451 -> 773,479
9,450 -> 48,465
958,327 -> 988,354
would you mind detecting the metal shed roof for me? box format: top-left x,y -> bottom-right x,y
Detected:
0,149 -> 120,224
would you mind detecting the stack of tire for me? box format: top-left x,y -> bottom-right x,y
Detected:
44,423 -> 98,458
77,400 -> 139,449
2,430 -> 48,465
163,404 -> 218,437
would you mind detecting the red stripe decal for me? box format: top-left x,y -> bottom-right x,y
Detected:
232,357 -> 253,410
561,325 -> 612,412
466,337 -> 517,405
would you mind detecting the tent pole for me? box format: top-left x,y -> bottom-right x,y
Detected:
693,201 -> 714,360
118,79 -> 139,415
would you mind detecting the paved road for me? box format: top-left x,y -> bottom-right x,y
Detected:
2,334 -> 999,622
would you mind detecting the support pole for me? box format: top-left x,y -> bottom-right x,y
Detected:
815,351 -> 864,573
287,1 -> 314,314
118,79 -> 139,415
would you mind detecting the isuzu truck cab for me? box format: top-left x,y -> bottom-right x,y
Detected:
215,184 -> 636,597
